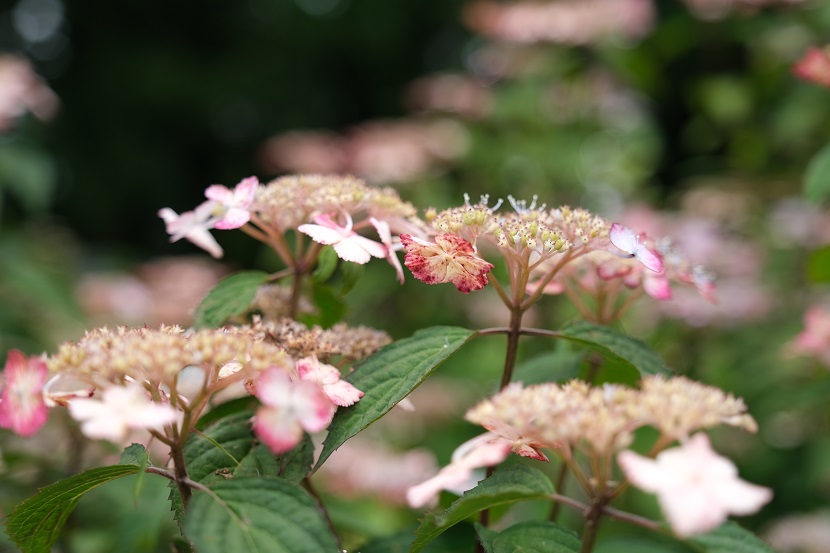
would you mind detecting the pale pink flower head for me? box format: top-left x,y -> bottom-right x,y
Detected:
618,433 -> 772,537
400,233 -> 494,293
252,367 -> 336,454
298,212 -> 387,264
0,350 -> 48,436
789,306 -> 830,367
158,201 -> 224,258
204,176 -> 259,229
609,223 -> 663,273
68,384 -> 181,443
793,47 -> 830,89
406,432 -> 512,508
296,355 -> 363,407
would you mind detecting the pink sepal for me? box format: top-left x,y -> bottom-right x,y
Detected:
0,350 -> 48,436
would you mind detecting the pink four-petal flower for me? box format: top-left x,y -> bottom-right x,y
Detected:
618,433 -> 772,537
0,350 -> 48,436
298,213 -> 387,264
252,367 -> 337,454
609,223 -> 663,273
400,233 -> 494,293
204,176 -> 259,230
158,201 -> 224,258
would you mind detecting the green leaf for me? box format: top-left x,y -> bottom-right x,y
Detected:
490,521 -> 581,553
358,528 -> 415,553
474,523 -> 498,553
314,326 -> 476,471
119,443 -> 150,502
685,522 -> 776,553
513,345 -> 584,385
805,141 -> 830,203
194,270 -> 269,329
183,478 -> 339,553
312,247 -> 339,283
411,465 -> 555,553
556,321 -> 670,376
5,464 -> 140,553
188,410 -> 312,484
807,245 -> 830,284
0,144 -> 57,213
195,396 -> 259,431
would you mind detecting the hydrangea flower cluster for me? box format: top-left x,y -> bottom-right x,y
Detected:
408,376 -> 768,536
3,320 -> 386,457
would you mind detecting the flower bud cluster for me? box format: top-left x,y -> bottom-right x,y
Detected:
465,376 -> 756,457
253,174 -> 420,234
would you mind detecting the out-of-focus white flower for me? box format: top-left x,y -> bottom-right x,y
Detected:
68,384 -> 180,443
618,433 -> 772,536
299,212 -> 387,264
158,201 -> 224,258
406,432 -> 512,508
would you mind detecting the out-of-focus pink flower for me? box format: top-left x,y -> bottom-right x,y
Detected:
296,356 -> 363,407
158,201 -> 224,258
406,74 -> 493,119
68,384 -> 180,443
794,47 -> 830,89
204,176 -> 259,229
618,433 -> 772,537
259,131 -> 347,175
298,212 -> 387,264
401,233 -> 494,293
0,350 -> 48,436
610,223 -> 663,273
0,55 -> 59,131
406,433 -> 512,508
789,306 -> 830,367
252,367 -> 336,454
464,0 -> 654,45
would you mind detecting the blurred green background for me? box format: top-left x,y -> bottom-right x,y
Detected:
2,0 -> 830,551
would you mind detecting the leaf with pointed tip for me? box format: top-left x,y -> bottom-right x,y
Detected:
685,522 -> 776,553
557,321 -> 670,376
805,141 -> 830,203
194,270 -> 268,329
474,523 -> 498,553
119,443 -> 150,502
490,521 -> 581,553
411,465 -> 554,553
183,478 -> 339,553
314,326 -> 476,471
5,465 -> 140,553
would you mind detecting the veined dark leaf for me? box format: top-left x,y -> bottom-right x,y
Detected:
5,465 -> 140,553
557,321 -> 670,376
411,465 -> 555,553
685,522 -> 776,553
805,140 -> 830,203
489,521 -> 581,553
183,478 -> 339,553
314,326 -> 475,471
194,270 -> 268,329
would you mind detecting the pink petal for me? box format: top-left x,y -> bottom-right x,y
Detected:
643,273 -> 672,300
0,350 -> 48,436
253,405 -> 305,454
298,223 -> 346,246
214,206 -> 251,230
232,176 -> 258,204
324,380 -> 364,407
617,450 -> 669,494
293,380 -> 337,433
636,246 -> 664,273
609,223 -> 639,254
204,184 -> 234,204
